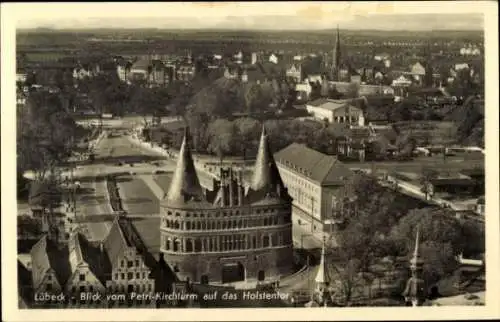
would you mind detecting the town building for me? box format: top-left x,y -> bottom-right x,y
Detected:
27,217 -> 159,308
30,235 -> 70,308
159,127 -> 294,287
129,59 -> 150,81
66,233 -> 108,308
116,60 -> 132,82
103,218 -> 156,308
274,143 -> 355,235
286,63 -> 302,83
305,98 -> 365,126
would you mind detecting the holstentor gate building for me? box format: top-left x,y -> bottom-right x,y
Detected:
159,127 -> 294,286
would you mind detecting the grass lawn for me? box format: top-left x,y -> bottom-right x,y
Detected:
116,175 -> 159,215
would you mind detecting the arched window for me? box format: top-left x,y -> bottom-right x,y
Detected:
222,221 -> 227,229
196,221 -> 201,230
263,235 -> 270,248
228,221 -> 232,229
271,233 -> 277,246
175,221 -> 180,229
238,220 -> 242,228
194,239 -> 202,252
186,239 -> 193,252
165,238 -> 171,250
217,221 -> 221,230
173,239 -> 180,252
263,218 -> 268,226
186,222 -> 191,230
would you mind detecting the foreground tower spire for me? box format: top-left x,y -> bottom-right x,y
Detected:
165,127 -> 205,206
314,237 -> 330,307
403,227 -> 427,306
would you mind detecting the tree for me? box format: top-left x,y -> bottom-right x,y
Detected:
17,215 -> 43,239
206,119 -> 236,162
390,208 -> 463,285
234,117 -> 260,159
419,168 -> 439,200
396,133 -> 417,157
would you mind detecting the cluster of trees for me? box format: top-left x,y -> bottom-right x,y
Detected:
154,117 -> 344,159
17,90 -> 85,181
327,174 -> 485,304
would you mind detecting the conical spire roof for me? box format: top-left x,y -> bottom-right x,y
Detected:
410,227 -> 423,269
164,127 -> 206,207
315,238 -> 328,284
333,24 -> 341,69
248,125 -> 287,201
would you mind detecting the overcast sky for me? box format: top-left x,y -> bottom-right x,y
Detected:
9,2 -> 485,30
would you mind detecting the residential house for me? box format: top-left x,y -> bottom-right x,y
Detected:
336,126 -> 372,162
176,64 -> 196,81
274,143 -> 356,234
306,98 -> 365,126
73,63 -> 100,80
129,59 -> 150,82
104,218 -> 156,308
269,53 -> 279,64
148,60 -> 169,87
286,63 -> 302,83
30,235 -> 71,308
66,233 -> 109,307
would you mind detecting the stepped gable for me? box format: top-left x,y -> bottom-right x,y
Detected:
246,125 -> 290,204
162,127 -> 209,208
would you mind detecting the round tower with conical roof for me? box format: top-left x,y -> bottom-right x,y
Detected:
159,127 -> 294,286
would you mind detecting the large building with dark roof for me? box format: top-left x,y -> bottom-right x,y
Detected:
274,143 -> 355,235
159,127 -> 294,287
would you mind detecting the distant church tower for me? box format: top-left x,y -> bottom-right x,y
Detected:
402,228 -> 427,306
331,25 -> 342,81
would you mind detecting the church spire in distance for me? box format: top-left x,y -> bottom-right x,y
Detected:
332,24 -> 341,81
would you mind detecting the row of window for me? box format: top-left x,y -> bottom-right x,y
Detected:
120,259 -> 140,268
113,271 -> 148,281
162,215 -> 290,231
162,231 -> 293,253
280,168 -> 318,193
164,207 -> 284,218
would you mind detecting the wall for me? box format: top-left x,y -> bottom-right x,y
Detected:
159,204 -> 294,285
276,164 -> 322,221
